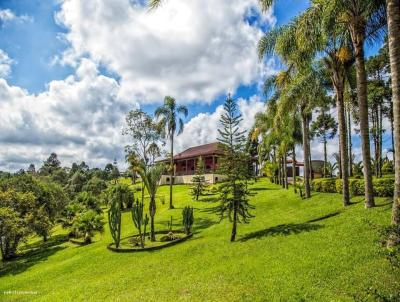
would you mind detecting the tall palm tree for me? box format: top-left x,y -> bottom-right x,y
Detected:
155,96 -> 188,209
282,3 -> 360,206
386,0 -> 400,228
258,18 -> 328,198
137,163 -> 164,241
325,0 -> 386,208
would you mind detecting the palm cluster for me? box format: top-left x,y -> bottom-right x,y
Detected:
255,0 -> 400,219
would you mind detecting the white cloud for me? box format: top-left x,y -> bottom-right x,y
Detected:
0,49 -> 13,78
174,95 -> 265,153
0,9 -> 33,25
0,59 -> 135,171
0,0 -> 279,171
55,0 -> 275,103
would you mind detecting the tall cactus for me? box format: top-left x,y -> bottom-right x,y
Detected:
131,199 -> 149,248
108,197 -> 121,248
182,206 -> 194,235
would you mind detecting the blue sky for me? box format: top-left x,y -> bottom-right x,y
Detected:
0,0 -> 391,171
1,0 -> 308,113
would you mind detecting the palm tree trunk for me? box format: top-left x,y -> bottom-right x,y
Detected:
302,112 -> 311,198
283,152 -> 288,189
281,157 -> 285,188
334,76 -> 350,206
347,107 -> 353,177
278,158 -> 282,186
150,197 -> 156,241
292,146 -> 297,193
323,136 -> 327,178
169,135 -> 174,209
387,0 -> 400,225
379,103 -> 383,178
351,26 -> 375,208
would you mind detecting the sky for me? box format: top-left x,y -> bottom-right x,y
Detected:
0,0 -> 391,172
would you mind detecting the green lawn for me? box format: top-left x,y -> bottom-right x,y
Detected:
1,178 -> 399,301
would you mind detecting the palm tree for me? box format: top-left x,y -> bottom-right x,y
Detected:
137,163 -> 164,241
386,0 -> 400,228
258,26 -> 321,198
325,0 -> 387,208
282,2 -> 359,206
155,96 -> 188,209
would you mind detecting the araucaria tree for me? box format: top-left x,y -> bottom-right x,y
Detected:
155,96 -> 188,209
190,156 -> 207,201
217,95 -> 254,242
311,108 -> 338,178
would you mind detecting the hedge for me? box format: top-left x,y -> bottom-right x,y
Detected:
311,177 -> 394,197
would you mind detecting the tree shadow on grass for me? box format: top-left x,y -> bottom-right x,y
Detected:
374,200 -> 393,208
249,187 -> 276,192
0,234 -> 68,277
305,211 -> 341,223
193,217 -> 219,233
198,196 -> 219,203
239,223 -> 323,242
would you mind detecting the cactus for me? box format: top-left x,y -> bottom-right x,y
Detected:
108,197 -> 121,248
131,199 -> 149,248
182,206 -> 194,235
167,216 -> 173,232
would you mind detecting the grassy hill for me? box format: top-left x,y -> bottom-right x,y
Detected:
1,178 -> 399,301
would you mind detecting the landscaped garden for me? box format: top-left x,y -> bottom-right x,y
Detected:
1,178 -> 399,301
1,0 -> 400,301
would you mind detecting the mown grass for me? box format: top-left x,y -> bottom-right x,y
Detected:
1,178 -> 399,301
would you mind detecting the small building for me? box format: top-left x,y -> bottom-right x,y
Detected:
286,159 -> 325,179
159,142 -> 227,185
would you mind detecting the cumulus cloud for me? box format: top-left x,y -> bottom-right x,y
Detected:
0,59 -> 135,171
0,9 -> 33,25
0,0 -> 278,171
55,0 -> 275,103
174,96 -> 265,153
0,49 -> 13,78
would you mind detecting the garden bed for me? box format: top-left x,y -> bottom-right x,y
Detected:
107,230 -> 193,253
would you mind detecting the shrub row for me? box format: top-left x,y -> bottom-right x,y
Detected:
311,177 -> 394,197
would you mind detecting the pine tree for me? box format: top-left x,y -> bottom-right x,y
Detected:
217,95 -> 254,242
190,156 -> 207,201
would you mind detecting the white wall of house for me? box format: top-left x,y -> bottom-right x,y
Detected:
159,174 -> 227,185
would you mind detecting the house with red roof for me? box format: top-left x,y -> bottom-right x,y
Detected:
159,142 -> 227,185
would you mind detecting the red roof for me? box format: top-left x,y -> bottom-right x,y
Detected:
286,159 -> 304,166
173,142 -> 223,160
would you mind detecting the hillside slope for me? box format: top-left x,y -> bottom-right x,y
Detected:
1,178 -> 399,301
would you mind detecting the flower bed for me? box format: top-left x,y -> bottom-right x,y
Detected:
107,230 -> 193,253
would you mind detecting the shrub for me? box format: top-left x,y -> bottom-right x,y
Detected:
312,177 -> 394,197
182,206 -> 194,235
373,178 -> 394,197
311,179 -> 336,193
382,160 -> 394,174
71,210 -> 104,244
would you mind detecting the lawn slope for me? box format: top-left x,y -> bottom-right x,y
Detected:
1,178 -> 399,301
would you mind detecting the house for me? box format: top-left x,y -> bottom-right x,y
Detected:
286,159 -> 325,179
159,142 -> 227,185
